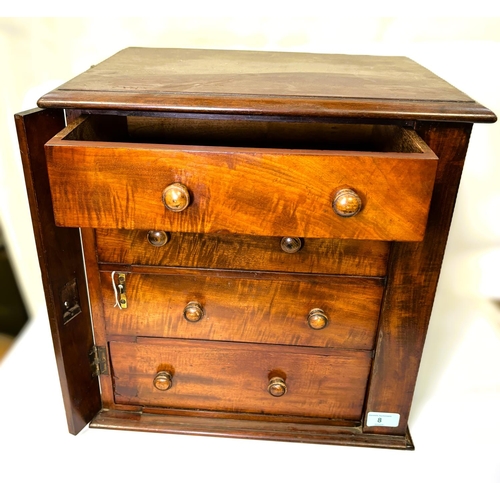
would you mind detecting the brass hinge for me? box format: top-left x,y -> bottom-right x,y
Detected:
89,345 -> 109,377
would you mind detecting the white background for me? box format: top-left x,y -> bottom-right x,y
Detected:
1,6 -> 500,494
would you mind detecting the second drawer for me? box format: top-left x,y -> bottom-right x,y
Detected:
101,270 -> 384,350
96,229 -> 390,277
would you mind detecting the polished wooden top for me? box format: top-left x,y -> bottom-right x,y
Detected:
38,47 -> 496,122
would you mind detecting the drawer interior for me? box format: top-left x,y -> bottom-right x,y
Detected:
63,114 -> 429,153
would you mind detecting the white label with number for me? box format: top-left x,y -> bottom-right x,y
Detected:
366,412 -> 400,427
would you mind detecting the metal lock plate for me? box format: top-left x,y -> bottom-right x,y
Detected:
61,278 -> 82,324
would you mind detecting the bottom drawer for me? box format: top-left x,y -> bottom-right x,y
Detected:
110,338 -> 372,420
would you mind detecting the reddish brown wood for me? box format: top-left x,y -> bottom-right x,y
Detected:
363,122 -> 473,435
95,229 -> 390,277
90,409 -> 414,449
101,270 -> 384,349
18,49 -> 496,447
109,338 -> 372,419
38,91 -> 497,123
140,405 -> 359,426
124,116 -> 424,151
37,48 -> 495,123
79,228 -> 115,408
45,119 -> 437,241
15,108 -> 100,434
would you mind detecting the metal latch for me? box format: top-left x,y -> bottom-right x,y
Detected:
112,272 -> 128,309
89,345 -> 109,377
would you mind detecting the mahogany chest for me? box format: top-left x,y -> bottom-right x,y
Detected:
15,48 -> 496,449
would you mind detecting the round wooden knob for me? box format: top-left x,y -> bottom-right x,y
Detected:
147,230 -> 170,247
280,237 -> 302,254
268,376 -> 287,397
308,308 -> 328,330
153,370 -> 173,391
183,301 -> 204,322
332,188 -> 362,217
162,183 -> 190,212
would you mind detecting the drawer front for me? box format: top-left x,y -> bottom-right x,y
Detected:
46,118 -> 437,241
96,229 -> 390,277
110,338 -> 372,420
102,271 -> 383,350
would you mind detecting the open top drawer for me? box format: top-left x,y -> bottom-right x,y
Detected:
45,114 -> 438,241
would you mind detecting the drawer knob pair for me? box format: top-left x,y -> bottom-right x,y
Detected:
153,370 -> 288,397
183,303 -> 327,329
162,184 -> 361,218
182,302 -> 328,330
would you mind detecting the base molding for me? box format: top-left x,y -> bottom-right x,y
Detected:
90,409 -> 414,450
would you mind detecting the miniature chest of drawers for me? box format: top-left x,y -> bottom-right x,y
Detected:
15,48 -> 496,449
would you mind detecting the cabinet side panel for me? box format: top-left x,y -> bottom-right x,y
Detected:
15,108 -> 101,434
363,122 -> 473,436
80,228 -> 115,408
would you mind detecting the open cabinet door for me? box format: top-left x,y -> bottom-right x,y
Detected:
15,108 -> 100,434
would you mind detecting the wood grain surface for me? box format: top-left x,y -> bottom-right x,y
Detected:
46,119 -> 437,241
95,229 -> 390,277
363,122 -> 474,436
109,338 -> 373,419
101,270 -> 383,349
90,408 -> 414,449
15,108 -> 100,434
37,48 -> 496,123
